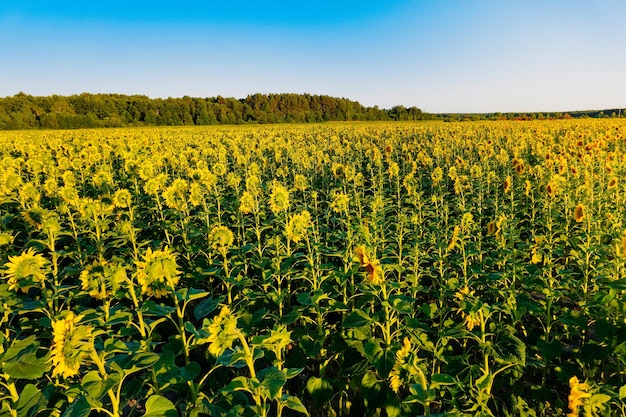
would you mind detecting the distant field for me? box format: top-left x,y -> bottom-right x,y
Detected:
1,120 -> 625,416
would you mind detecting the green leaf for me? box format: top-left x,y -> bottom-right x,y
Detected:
284,367 -> 304,379
141,300 -> 175,317
430,373 -> 456,386
81,370 -> 105,399
1,336 -> 49,379
619,384 -> 626,400
258,367 -> 287,400
342,309 -> 371,328
61,396 -> 91,417
390,297 -> 414,315
221,376 -> 251,394
193,297 -> 220,320
182,287 -> 211,302
280,395 -> 309,415
361,371 -> 380,390
306,377 -> 333,403
15,384 -> 43,417
537,339 -> 562,362
143,395 -> 179,417
111,352 -> 160,376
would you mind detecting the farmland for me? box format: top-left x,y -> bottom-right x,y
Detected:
1,120 -> 626,416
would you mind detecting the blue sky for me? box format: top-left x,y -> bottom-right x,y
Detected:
1,0 -> 625,113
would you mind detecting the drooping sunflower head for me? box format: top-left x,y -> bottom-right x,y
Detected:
574,203 -> 585,223
330,192 -> 350,214
2,247 -> 48,293
239,191 -> 256,214
188,182 -> 205,207
162,178 -> 189,211
134,247 -> 181,298
226,172 -> 241,190
294,174 -> 308,192
204,305 -> 239,357
59,186 -> 80,206
431,166 -> 444,185
388,162 -> 400,179
209,225 -> 235,254
21,206 -> 50,230
269,180 -> 290,215
43,177 -> 58,197
285,210 -> 311,243
113,188 -> 132,209
503,176 -> 512,194
0,231 -> 13,247
80,259 -> 127,300
19,182 -> 41,208
355,245 -> 383,285
50,311 -> 94,379
567,376 -> 591,416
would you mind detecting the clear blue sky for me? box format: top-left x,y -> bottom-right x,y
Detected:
1,0 -> 625,113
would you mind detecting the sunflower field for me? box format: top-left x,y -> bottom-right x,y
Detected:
1,120 -> 626,416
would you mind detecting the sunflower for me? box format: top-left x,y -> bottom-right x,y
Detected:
189,182 -> 204,207
431,166 -> 443,185
203,306 -> 239,357
162,178 -> 188,211
50,312 -> 94,379
43,178 -> 58,197
448,225 -> 460,252
388,162 -> 400,179
330,192 -> 350,214
608,177 -> 618,189
463,310 -> 482,331
0,232 -> 13,247
285,210 -> 311,243
355,245 -> 383,285
239,191 -> 256,214
294,174 -> 308,192
80,259 -> 127,300
112,188 -> 132,208
209,225 -> 235,255
269,181 -> 290,214
2,248 -> 48,292
486,221 -> 497,236
566,376 -> 590,417
503,176 -> 512,194
389,337 -> 412,393
574,204 -> 585,223
134,247 -> 181,298
21,207 -> 50,230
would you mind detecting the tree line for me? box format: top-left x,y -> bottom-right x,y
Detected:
1,92 -> 620,130
0,92 -> 426,130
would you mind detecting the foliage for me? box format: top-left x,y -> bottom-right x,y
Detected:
0,120 -> 625,416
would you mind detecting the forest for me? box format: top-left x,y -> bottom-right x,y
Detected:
0,92 -> 425,130
0,92 -> 621,130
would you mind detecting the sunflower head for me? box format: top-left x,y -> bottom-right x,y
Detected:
50,311 -> 94,379
574,204 -> 585,223
209,225 -> 235,255
269,181 -> 290,214
330,192 -> 350,214
239,191 -> 256,214
80,259 -> 127,300
203,306 -> 239,357
134,247 -> 181,298
113,189 -> 132,208
355,245 -> 383,285
2,248 -> 48,293
0,232 -> 13,247
285,210 -> 311,243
